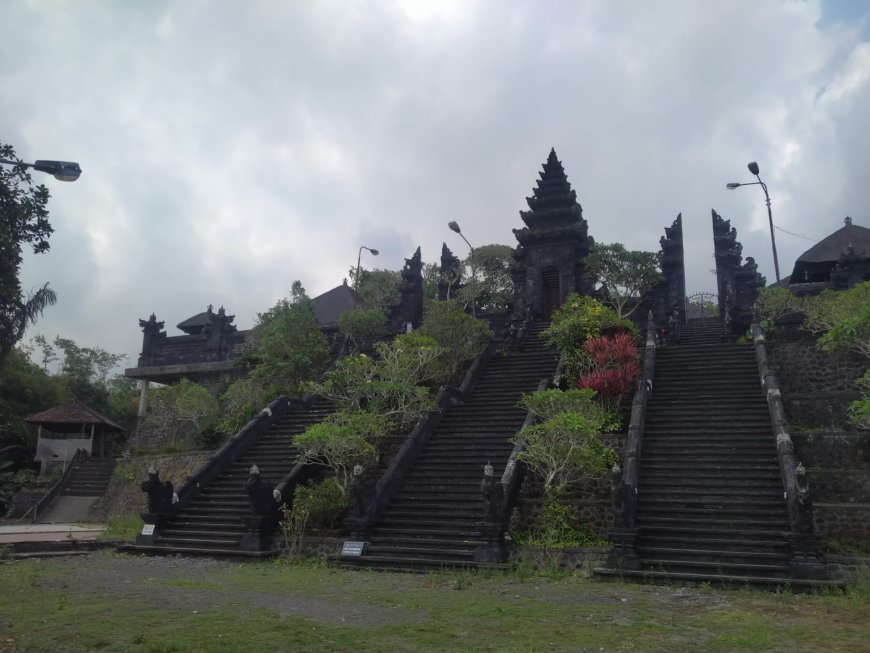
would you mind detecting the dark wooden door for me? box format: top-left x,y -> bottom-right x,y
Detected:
543,270 -> 561,319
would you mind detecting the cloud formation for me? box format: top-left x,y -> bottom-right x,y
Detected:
3,0 -> 868,366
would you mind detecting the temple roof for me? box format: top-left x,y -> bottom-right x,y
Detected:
795,217 -> 870,264
176,305 -> 235,335
312,280 -> 364,327
25,400 -> 124,432
517,148 -> 589,244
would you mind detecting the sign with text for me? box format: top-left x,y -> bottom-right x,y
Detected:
341,540 -> 366,557
141,524 -> 155,536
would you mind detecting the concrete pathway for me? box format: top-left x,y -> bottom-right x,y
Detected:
35,495 -> 100,524
0,523 -> 105,544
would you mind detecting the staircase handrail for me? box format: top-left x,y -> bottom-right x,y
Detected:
272,392 -> 332,504
348,337 -> 501,535
26,448 -> 88,523
614,310 -> 657,530
170,394 -> 297,514
498,376 -> 551,521
750,318 -> 815,536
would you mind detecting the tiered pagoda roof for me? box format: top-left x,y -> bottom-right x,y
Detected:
513,148 -> 590,247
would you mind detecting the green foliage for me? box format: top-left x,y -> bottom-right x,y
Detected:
513,389 -> 618,492
308,338 -> 439,430
755,287 -> 804,323
337,308 -> 388,353
243,281 -> 330,396
587,243 -> 662,318
532,488 -> 598,548
848,370 -> 870,430
542,294 -> 636,381
145,379 -> 219,445
419,299 -> 492,380
355,269 -> 401,311
217,376 -> 266,437
817,298 -> 870,358
293,479 -> 350,532
0,466 -> 37,515
0,347 -> 70,464
0,142 -> 55,363
457,244 -> 515,311
294,411 -> 389,494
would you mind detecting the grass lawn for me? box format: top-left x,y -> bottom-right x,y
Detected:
0,552 -> 867,652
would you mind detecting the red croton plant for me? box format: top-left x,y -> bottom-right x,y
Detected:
575,331 -> 640,407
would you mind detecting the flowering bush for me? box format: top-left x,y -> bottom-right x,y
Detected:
575,332 -> 640,411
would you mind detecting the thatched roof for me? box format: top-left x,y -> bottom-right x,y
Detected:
795,218 -> 870,264
25,401 -> 124,432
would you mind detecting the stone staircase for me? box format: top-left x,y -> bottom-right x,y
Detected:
123,398 -> 333,557
631,318 -> 796,584
344,322 -> 558,571
61,458 -> 116,497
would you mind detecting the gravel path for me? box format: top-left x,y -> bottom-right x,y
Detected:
32,552 -> 423,628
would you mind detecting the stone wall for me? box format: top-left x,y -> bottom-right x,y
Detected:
767,342 -> 864,429
792,430 -> 870,548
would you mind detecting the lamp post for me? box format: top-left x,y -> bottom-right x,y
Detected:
726,161 -> 780,283
0,158 -> 82,182
447,220 -> 477,316
353,245 -> 379,308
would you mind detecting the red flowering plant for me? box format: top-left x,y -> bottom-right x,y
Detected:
575,332 -> 640,413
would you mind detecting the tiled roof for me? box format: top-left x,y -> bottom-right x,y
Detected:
24,401 -> 124,431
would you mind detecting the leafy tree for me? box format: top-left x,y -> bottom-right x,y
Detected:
422,262 -> 441,300
513,388 -> 618,493
144,379 -> 219,445
587,243 -> 662,318
354,269 -> 401,311
0,142 -> 56,363
419,299 -> 492,380
294,411 -> 389,495
0,348 -> 70,466
755,287 -> 804,324
307,335 -> 440,431
243,281 -> 330,396
217,376 -> 267,437
457,244 -> 515,311
337,308 -> 387,353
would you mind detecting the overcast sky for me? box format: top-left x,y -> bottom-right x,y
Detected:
4,0 -> 869,369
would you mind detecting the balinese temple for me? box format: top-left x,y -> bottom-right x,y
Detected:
776,217 -> 870,293
512,148 -> 595,319
26,401 -> 124,472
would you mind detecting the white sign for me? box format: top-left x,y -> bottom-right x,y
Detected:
141,524 -> 155,536
341,540 -> 366,557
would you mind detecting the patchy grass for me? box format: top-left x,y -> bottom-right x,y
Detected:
0,553 -> 867,652
101,515 -> 144,541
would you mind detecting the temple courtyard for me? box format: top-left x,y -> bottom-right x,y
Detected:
0,551 -> 866,652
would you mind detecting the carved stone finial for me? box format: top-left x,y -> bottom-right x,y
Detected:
249,464 -> 260,476
845,216 -> 853,226
353,464 -> 364,477
484,462 -> 494,477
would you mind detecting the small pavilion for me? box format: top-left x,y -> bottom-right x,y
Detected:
26,401 -> 124,473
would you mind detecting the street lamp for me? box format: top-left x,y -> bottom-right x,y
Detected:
0,158 -> 82,182
353,245 -> 379,308
726,161 -> 780,282
447,220 -> 477,316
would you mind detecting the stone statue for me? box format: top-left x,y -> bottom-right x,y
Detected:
141,466 -> 174,514
244,464 -> 279,516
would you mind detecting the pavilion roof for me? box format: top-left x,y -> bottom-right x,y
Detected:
795,218 -> 870,264
25,401 -> 124,432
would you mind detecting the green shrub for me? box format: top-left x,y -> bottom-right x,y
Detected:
293,479 -> 350,532
419,299 -> 492,381
294,411 -> 389,494
337,309 -> 388,353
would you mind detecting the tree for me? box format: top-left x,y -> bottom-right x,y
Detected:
0,142 -> 56,363
457,244 -> 515,311
419,299 -> 492,381
145,379 -> 220,445
337,308 -> 387,353
512,388 -> 618,493
586,243 -> 662,318
294,411 -> 389,495
354,269 -> 401,311
243,281 -> 330,396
